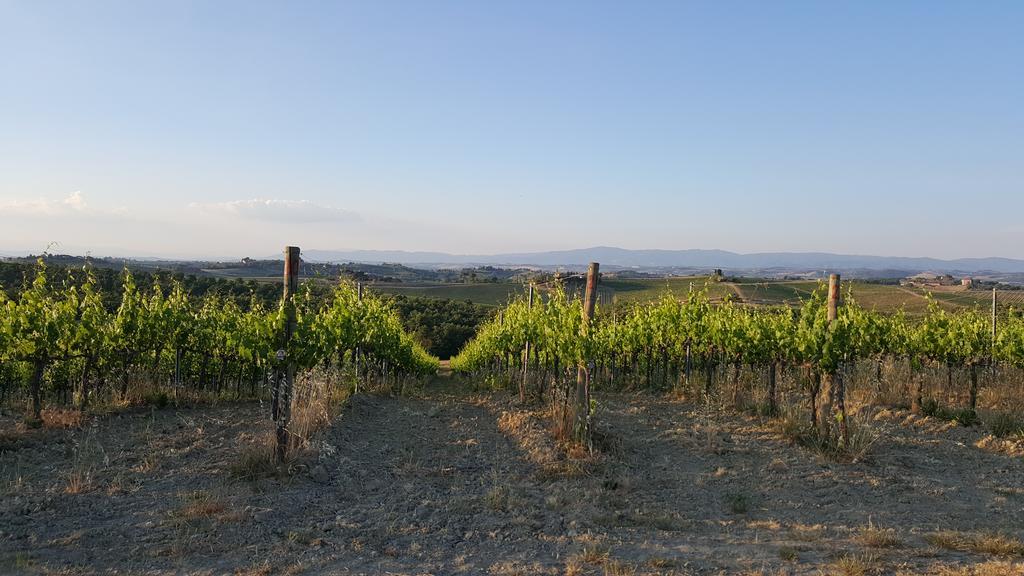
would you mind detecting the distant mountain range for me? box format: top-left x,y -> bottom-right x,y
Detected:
299,247 -> 1024,274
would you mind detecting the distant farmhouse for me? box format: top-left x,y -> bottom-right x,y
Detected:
900,272 -> 971,288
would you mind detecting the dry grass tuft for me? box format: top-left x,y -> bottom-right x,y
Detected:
229,374 -> 348,478
578,544 -> 610,565
282,375 -> 349,458
926,531 -> 1024,557
726,491 -> 752,514
63,428 -> 103,494
593,510 -> 690,532
777,408 -> 877,463
986,412 -> 1024,439
41,408 -> 85,429
229,435 -> 279,480
825,552 -> 878,576
857,521 -> 901,548
645,557 -> 679,569
485,484 -> 512,511
177,490 -> 228,520
64,468 -> 94,495
790,523 -> 827,542
928,560 -> 1024,576
778,546 -> 799,562
603,560 -> 636,576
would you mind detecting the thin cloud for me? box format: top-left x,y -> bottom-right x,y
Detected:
0,191 -> 91,216
188,198 -> 360,224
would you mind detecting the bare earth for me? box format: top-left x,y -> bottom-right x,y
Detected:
2,380 -> 1023,575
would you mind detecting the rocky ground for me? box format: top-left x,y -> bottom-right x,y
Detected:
1,379 -> 1023,575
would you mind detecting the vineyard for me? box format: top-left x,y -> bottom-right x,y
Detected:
0,257 -> 438,427
3,260 -> 1024,575
453,271 -> 1024,451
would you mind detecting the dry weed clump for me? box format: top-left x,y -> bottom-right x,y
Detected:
593,509 -> 690,533
789,523 -> 827,542
40,408 -> 85,429
176,490 -> 228,520
925,531 -> 1024,557
64,426 -> 103,494
985,412 -> 1024,439
229,372 -> 349,478
857,521 -> 901,548
926,560 -> 1024,576
825,552 -> 878,576
284,374 -> 349,456
776,406 -> 877,462
228,435 -> 279,480
497,409 -> 560,466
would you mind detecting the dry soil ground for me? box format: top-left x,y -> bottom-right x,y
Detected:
1,379 -> 1023,575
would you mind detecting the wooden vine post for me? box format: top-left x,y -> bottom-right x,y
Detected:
574,262 -> 599,446
520,283 -> 534,403
354,281 -> 363,394
992,287 -> 998,346
818,273 -> 847,446
273,246 -> 300,463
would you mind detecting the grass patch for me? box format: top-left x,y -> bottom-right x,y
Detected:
485,484 -> 512,511
64,428 -> 104,494
926,531 -> 1024,556
986,413 -> 1024,439
779,546 -> 799,562
857,522 -> 901,548
41,408 -> 85,429
777,409 -> 877,463
920,400 -> 981,427
826,552 -> 878,576
176,490 -> 227,520
578,545 -> 610,564
790,523 -> 827,542
603,560 -> 637,576
593,510 -> 689,532
645,557 -> 679,569
726,491 -> 752,514
229,374 -> 349,479
228,440 -> 280,480
928,561 -> 1024,576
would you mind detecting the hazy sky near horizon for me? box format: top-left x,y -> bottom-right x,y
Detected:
2,1 -> 1022,259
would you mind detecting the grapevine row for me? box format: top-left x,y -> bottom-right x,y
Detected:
0,260 -> 439,422
453,282 -> 1024,433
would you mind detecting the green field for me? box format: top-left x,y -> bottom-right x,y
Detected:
732,280 -> 818,304
358,278 -> 998,314
200,269 -> 997,316
601,276 -> 737,303
365,282 -> 527,306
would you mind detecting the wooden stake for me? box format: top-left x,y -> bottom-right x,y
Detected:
820,273 -> 847,446
827,273 -> 840,322
992,287 -> 997,344
354,281 -> 363,394
274,246 -> 300,463
520,284 -> 534,403
574,262 -> 599,445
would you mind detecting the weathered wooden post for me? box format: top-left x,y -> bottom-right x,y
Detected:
823,273 -> 848,446
520,284 -> 534,403
989,286 -> 998,394
827,274 -> 840,322
354,281 -> 363,394
273,246 -> 300,463
992,287 -> 998,345
574,262 -> 599,445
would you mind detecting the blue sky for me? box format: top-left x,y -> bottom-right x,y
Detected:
1,1 -> 1022,259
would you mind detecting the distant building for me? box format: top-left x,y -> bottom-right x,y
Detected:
901,272 -> 969,288
962,277 -> 973,288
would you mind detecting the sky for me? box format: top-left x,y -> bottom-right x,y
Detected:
1,1 -> 1022,260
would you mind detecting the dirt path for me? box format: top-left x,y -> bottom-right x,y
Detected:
2,383 -> 1023,575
